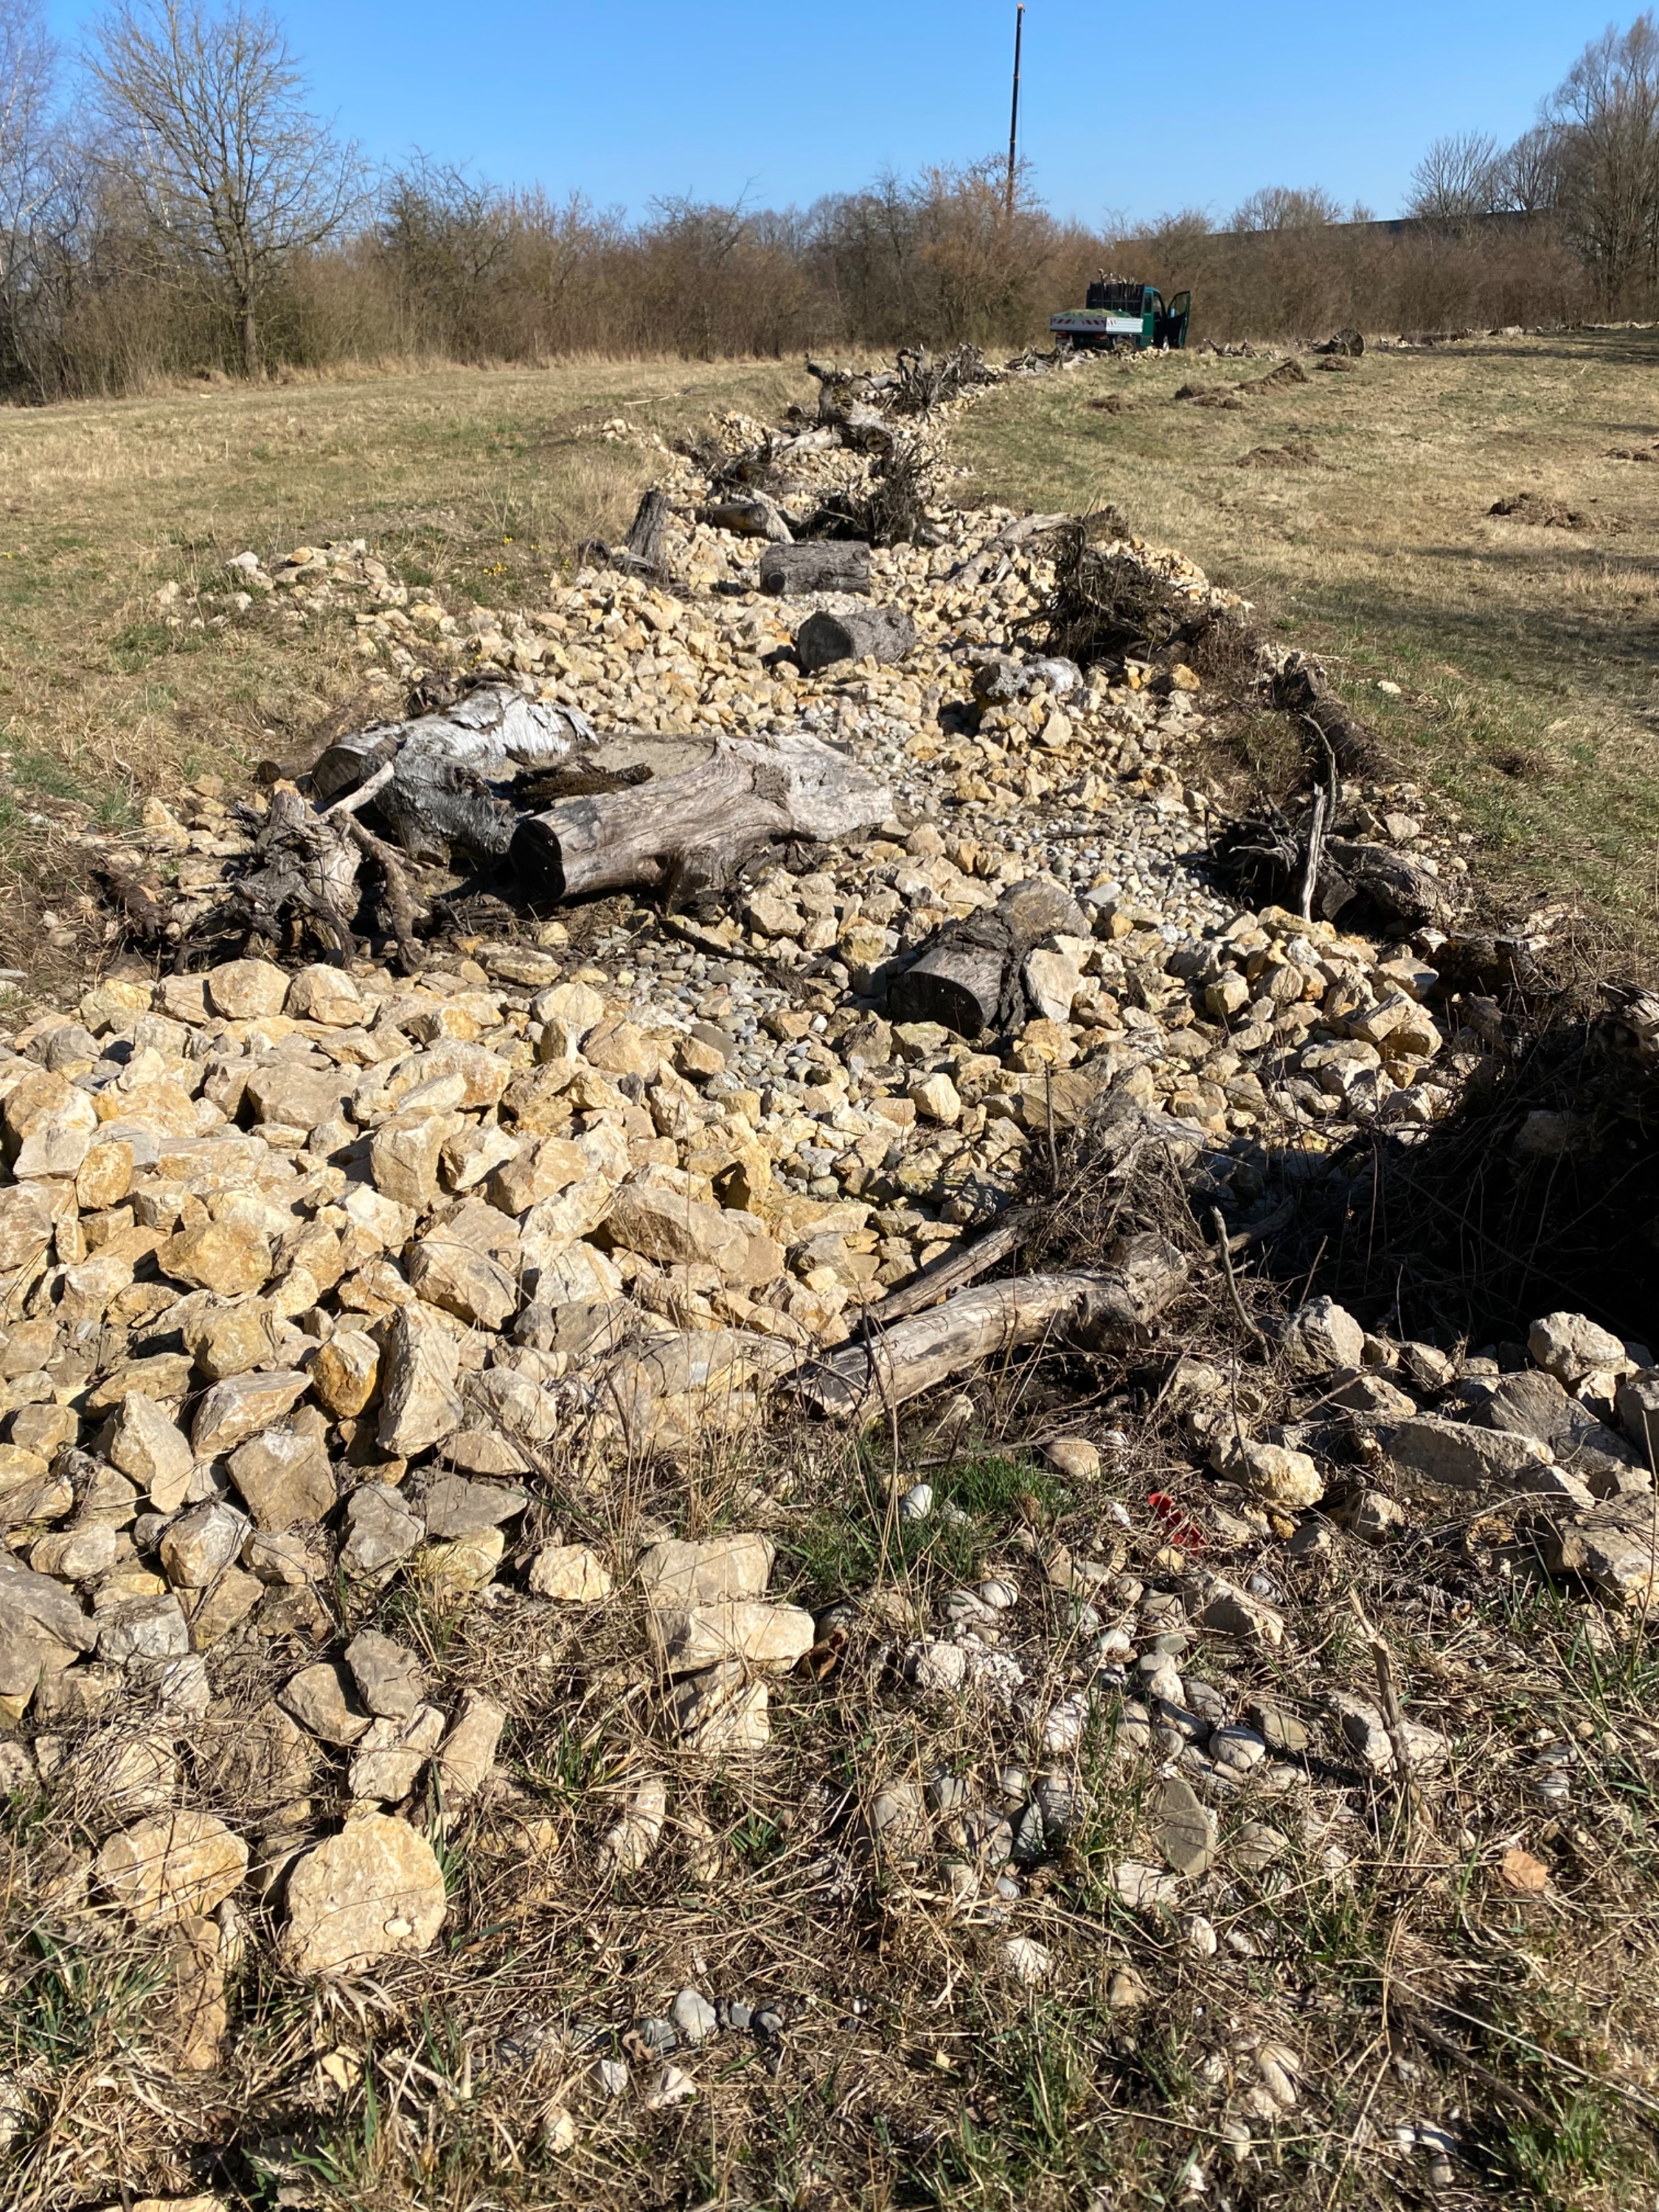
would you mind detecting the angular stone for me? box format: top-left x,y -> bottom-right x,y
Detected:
650,1601 -> 815,1672
97,1592 -> 189,1665
308,1329 -> 381,1420
159,1501 -> 249,1587
377,1305 -> 462,1455
1210,1436 -> 1324,1508
422,1474 -> 526,1540
528,1543 -> 613,1601
184,1566 -> 263,1655
185,1298 -> 296,1382
638,1534 -> 773,1608
76,1138 -> 133,1211
1387,1415 -> 1548,1489
434,1691 -> 507,1804
1529,1311 -> 1627,1388
282,1812 -> 447,1977
408,1233 -> 518,1329
205,958 -> 290,1020
1191,1573 -> 1284,1647
670,1662 -> 769,1752
349,1703 -> 445,1801
339,1483 -> 424,1576
97,1809 -> 247,1927
50,1727 -> 178,1829
1282,1296 -> 1366,1374
370,1113 -> 450,1210
285,964 -> 366,1026
345,1627 -> 428,1719
29,1520 -> 118,1582
1327,1690 -> 1448,1775
279,1661 -> 372,1745
1540,1497 -> 1659,1607
422,1525 -> 504,1594
1154,1775 -> 1217,1875
191,1370 -> 309,1458
0,1183 -> 55,1271
10,1405 -> 77,1461
1022,948 -> 1084,1025
227,1422 -> 336,1529
199,1699 -> 316,1812
108,1394 -> 195,1512
908,1072 -> 962,1125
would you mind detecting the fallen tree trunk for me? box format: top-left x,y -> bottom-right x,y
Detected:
510,728 -> 892,901
760,543 -> 870,597
801,1230 -> 1189,1421
795,605 -> 917,674
311,684 -> 596,863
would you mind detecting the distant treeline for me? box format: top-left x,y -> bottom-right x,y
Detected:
0,0 -> 1653,402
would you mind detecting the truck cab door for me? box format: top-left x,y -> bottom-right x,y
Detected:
1159,291 -> 1192,349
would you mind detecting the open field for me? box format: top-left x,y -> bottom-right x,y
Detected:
0,361 -> 806,962
956,328 -> 1659,946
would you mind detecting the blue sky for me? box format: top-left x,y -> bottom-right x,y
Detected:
48,0 -> 1618,226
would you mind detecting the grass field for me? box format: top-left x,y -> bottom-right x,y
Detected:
956,327 -> 1659,945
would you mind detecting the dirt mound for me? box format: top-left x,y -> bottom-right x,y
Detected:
1488,491 -> 1593,529
1234,442 -> 1322,470
1085,394 -> 1133,415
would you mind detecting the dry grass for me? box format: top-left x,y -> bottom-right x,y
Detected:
0,358 -> 808,967
953,328 -> 1659,947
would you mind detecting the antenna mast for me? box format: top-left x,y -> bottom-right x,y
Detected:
1006,3 -> 1024,218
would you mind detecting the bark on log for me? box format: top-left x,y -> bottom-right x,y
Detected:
510,728 -> 892,902
759,542 -> 871,597
625,488 -> 670,568
310,685 -> 595,863
888,941 -> 1006,1036
795,605 -> 917,674
888,875 -> 1092,1037
799,1232 -> 1187,1421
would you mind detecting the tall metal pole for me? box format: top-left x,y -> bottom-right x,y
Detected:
1006,2 -> 1024,218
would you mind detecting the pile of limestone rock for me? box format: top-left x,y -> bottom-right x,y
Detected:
4,403 -> 1646,2106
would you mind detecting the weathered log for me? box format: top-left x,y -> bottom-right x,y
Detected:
888,941 -> 1006,1035
799,1232 -> 1188,1422
1323,838 -> 1449,928
698,495 -> 792,543
759,542 -> 870,597
578,488 -> 672,580
510,728 -> 891,902
855,1206 -> 1040,1330
795,605 -> 917,674
310,685 -> 595,863
888,875 -> 1091,1037
625,488 -> 670,569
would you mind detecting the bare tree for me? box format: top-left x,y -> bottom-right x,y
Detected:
1494,123 -> 1564,215
1406,131 -> 1501,222
0,0 -> 56,358
1228,184 -> 1343,232
1547,14 -> 1659,307
88,0 -> 361,375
